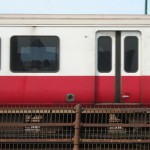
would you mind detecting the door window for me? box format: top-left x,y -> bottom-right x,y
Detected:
97,36 -> 112,72
124,36 -> 138,73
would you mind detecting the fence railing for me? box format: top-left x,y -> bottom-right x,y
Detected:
0,104 -> 150,150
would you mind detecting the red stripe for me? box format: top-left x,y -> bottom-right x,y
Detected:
95,76 -> 115,103
142,76 -> 150,104
0,76 -> 95,104
121,76 -> 141,103
0,76 -> 149,105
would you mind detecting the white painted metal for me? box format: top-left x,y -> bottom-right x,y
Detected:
0,15 -> 150,26
0,26 -> 95,76
0,15 -> 149,76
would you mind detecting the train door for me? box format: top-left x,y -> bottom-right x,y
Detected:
96,31 -> 141,103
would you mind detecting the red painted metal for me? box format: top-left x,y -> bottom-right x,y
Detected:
95,76 -> 115,103
0,76 -> 95,105
96,76 -> 141,103
0,75 -> 148,105
121,76 -> 141,103
142,76 -> 150,104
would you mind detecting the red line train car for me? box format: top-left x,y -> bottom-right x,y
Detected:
0,15 -> 150,150
0,14 -> 149,105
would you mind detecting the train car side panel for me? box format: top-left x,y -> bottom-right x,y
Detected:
0,76 -> 95,104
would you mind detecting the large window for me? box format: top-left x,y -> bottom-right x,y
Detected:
11,36 -> 59,72
124,36 -> 138,73
98,36 -> 112,72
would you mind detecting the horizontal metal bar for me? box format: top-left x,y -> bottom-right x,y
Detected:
82,108 -> 149,113
0,148 -> 72,150
81,123 -> 150,128
80,149 -> 149,150
78,149 -> 149,150
81,139 -> 150,143
0,149 -> 147,150
0,106 -> 149,113
0,123 -> 74,127
0,110 -> 75,114
0,149 -> 73,150
0,148 -> 146,150
1,149 -> 74,150
0,107 -> 75,111
0,139 -> 73,143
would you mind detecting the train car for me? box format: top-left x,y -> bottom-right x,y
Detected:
0,14 -> 150,150
0,14 -> 150,105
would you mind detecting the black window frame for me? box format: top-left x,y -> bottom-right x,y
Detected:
124,36 -> 138,73
97,36 -> 112,73
10,36 -> 60,73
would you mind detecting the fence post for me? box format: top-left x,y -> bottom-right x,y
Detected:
73,104 -> 82,150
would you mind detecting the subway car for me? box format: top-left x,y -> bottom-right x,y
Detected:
1,14 -> 150,150
0,14 -> 149,105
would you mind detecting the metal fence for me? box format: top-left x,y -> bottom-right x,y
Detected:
0,104 -> 150,150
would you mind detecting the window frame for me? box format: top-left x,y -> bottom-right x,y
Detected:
124,36 -> 138,73
10,35 -> 60,73
97,36 -> 112,73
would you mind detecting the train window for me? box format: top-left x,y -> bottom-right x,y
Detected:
10,36 -> 59,72
98,36 -> 112,72
124,36 -> 138,73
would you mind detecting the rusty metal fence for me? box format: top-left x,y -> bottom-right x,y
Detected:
0,104 -> 150,150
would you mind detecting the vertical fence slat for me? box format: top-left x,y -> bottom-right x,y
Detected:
73,104 -> 82,150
